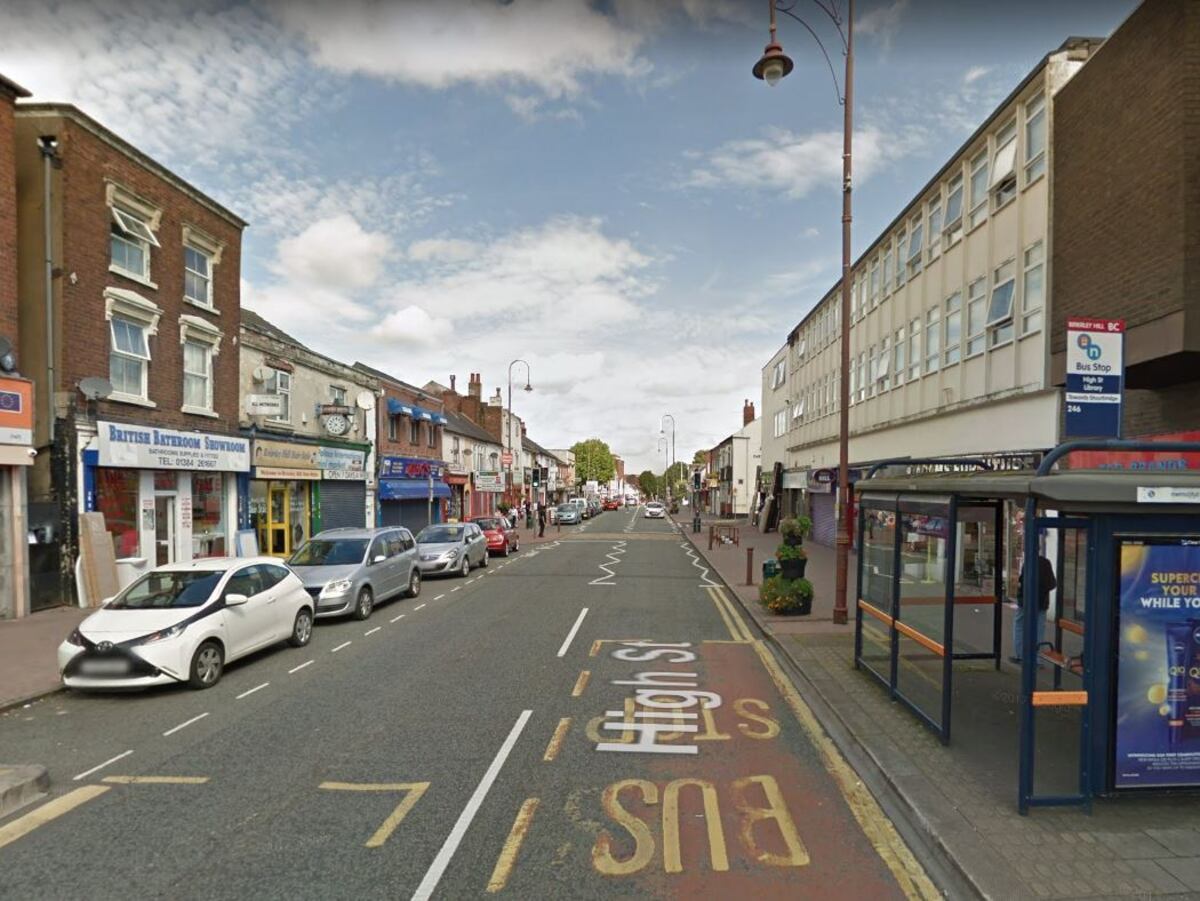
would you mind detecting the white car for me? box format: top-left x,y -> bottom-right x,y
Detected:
643,502 -> 666,519
58,557 -> 314,691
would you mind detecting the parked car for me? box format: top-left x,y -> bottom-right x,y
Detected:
588,499 -> 602,518
416,522 -> 488,577
603,498 -> 620,511
473,516 -> 520,556
58,558 -> 313,691
556,503 -> 581,525
625,496 -> 638,507
570,498 -> 589,519
288,527 -> 420,621
644,501 -> 666,519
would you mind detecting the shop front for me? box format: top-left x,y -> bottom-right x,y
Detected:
85,420 -> 248,567
379,456 -> 449,531
445,471 -> 469,521
472,471 -> 503,517
248,438 -> 369,558
0,376 -> 34,618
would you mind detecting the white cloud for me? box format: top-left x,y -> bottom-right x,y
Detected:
963,65 -> 991,85
407,238 -> 481,263
857,0 -> 909,50
273,215 -> 391,290
375,306 -> 454,347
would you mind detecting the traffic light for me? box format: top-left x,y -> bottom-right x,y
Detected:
693,471 -> 702,491
531,467 -> 541,488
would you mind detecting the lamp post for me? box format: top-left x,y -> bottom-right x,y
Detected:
658,436 -> 669,502
660,413 -> 676,500
753,0 -> 853,626
507,359 -> 532,510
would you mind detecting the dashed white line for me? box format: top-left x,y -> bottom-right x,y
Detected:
364,626 -> 381,636
391,614 -> 406,623
450,587 -> 461,592
288,660 -> 315,674
557,607 -> 589,658
236,682 -> 270,699
331,641 -> 352,653
73,750 -> 133,781
412,710 -> 533,901
414,603 -> 427,611
434,594 -> 446,600
162,713 -> 209,737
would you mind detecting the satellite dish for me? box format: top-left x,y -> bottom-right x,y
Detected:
355,390 -> 376,411
79,377 -> 113,400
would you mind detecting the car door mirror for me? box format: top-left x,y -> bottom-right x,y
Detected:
372,554 -> 387,564
225,593 -> 248,606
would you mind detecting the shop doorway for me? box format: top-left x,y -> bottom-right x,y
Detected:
154,496 -> 176,566
251,480 -> 313,558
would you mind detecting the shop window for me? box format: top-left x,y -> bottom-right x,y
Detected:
154,471 -> 177,491
192,473 -> 226,558
97,468 -> 141,559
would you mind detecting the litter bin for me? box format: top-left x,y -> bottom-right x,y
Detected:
762,558 -> 779,580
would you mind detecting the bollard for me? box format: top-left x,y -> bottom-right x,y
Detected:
708,525 -> 714,551
745,546 -> 754,586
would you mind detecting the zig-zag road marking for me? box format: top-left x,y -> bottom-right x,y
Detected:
589,540 -> 627,587
680,540 -> 719,588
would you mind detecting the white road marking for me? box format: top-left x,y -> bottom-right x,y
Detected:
450,587 -> 461,592
236,682 -> 270,699
412,710 -> 533,901
391,614 -> 406,623
557,608 -> 589,658
162,713 -> 208,737
73,750 -> 133,781
589,540 -> 626,586
331,641 -> 352,653
434,594 -> 446,600
288,660 -> 315,674
364,627 -> 381,636
414,604 -> 427,611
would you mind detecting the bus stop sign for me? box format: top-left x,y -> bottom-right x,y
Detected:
1065,318 -> 1124,438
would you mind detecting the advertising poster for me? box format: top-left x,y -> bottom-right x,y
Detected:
1115,538 -> 1200,788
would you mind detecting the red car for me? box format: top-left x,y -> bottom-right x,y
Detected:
472,517 -> 520,556
603,498 -> 620,511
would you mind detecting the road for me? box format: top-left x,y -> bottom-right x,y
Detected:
0,508 -> 939,900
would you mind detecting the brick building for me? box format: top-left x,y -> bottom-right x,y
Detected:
1052,0 -> 1200,463
354,362 -> 447,531
0,73 -> 33,618
13,103 -> 247,602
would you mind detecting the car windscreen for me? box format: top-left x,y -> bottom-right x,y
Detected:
107,570 -> 224,609
288,539 -> 368,566
557,505 -> 575,512
473,519 -> 500,531
417,525 -> 463,543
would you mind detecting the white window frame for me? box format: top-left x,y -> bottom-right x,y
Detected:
104,287 -> 161,407
771,358 -> 787,389
849,356 -> 858,404
106,182 -> 161,288
906,218 -> 924,276
182,224 -> 225,311
893,327 -> 905,386
331,385 -> 347,405
388,415 -> 399,441
109,316 -> 151,404
179,314 -> 222,416
968,149 -> 989,230
1024,92 -> 1046,185
857,352 -> 868,402
927,203 -> 942,262
182,340 -> 213,414
895,233 -> 907,288
882,249 -> 892,297
869,261 -> 880,303
990,119 -> 1018,209
1021,240 -> 1045,336
966,277 -> 987,357
943,174 -> 964,247
944,293 -> 961,367
987,260 -> 1017,347
266,366 -> 292,424
908,318 -> 921,381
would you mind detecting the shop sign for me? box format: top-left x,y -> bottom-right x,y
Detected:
322,469 -> 366,481
1072,431 -> 1200,471
1115,538 -> 1200,788
98,421 -> 250,471
1065,317 -> 1124,438
501,451 -> 514,467
245,394 -> 284,417
1137,487 -> 1200,505
255,466 -> 320,481
0,376 -> 33,447
254,439 -> 320,470
319,404 -> 353,416
379,456 -> 444,480
315,445 -> 366,474
475,471 -> 504,492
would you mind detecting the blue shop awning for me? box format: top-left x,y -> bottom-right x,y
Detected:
386,398 -> 415,417
433,413 -> 448,425
379,479 -> 451,501
410,405 -> 434,421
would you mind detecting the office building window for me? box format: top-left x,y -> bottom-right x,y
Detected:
987,260 -> 1016,347
926,308 -> 941,373
893,328 -> 905,386
909,318 -> 921,381
943,174 -> 964,247
968,149 -> 989,229
1024,92 -> 1046,184
991,119 -> 1018,208
966,277 -> 987,356
927,204 -> 942,262
945,293 -> 962,366
1022,241 -> 1045,335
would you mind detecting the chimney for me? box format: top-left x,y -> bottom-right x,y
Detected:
743,399 -> 755,425
489,387 -> 503,407
468,372 -> 482,400
450,374 -> 457,393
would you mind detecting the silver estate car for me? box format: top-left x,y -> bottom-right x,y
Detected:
287,527 -> 420,621
556,503 -> 581,525
415,522 -> 488,577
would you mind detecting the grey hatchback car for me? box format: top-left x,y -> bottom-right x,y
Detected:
415,522 -> 488,577
287,527 -> 420,621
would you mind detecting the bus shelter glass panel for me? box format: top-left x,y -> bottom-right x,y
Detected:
895,496 -> 951,734
954,504 -> 1002,657
858,499 -> 896,684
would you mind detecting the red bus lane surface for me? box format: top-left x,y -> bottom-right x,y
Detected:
506,626 -> 937,900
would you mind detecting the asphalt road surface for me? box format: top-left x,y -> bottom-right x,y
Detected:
0,508 -> 939,900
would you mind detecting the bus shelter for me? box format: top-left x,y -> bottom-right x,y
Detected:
854,441 -> 1200,813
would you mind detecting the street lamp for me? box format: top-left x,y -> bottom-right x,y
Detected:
507,359 -> 532,508
660,413 -> 676,498
753,0 -> 854,626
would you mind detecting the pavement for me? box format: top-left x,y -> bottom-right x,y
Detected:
0,506 -> 942,900
683,512 -> 1200,899
0,605 -> 88,711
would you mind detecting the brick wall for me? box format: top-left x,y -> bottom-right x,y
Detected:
46,114 -> 244,435
1052,0 -> 1198,438
376,383 -> 443,461
0,91 -> 18,352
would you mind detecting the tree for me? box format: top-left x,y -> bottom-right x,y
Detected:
571,438 -> 616,485
637,470 -> 661,499
692,450 -> 709,466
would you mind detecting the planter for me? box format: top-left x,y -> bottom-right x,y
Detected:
779,557 -> 807,580
793,593 -> 813,616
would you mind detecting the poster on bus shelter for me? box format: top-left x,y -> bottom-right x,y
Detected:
1115,538 -> 1200,788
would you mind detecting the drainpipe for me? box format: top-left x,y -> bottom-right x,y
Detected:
38,136 -> 58,444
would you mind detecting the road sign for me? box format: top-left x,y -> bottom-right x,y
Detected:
1065,318 -> 1124,438
245,394 -> 284,416
501,451 -> 514,467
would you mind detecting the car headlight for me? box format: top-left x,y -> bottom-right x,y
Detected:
140,623 -> 185,644
321,579 -> 354,597
66,628 -> 85,647
441,549 -> 460,560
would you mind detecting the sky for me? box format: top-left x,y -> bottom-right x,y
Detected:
0,0 -> 1138,473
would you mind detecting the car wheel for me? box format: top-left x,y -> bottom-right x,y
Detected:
289,609 -> 313,648
514,537 -> 520,552
406,569 -> 421,598
460,556 -> 471,577
353,587 -> 374,621
502,542 -> 510,557
188,641 -> 224,690
481,552 -> 489,568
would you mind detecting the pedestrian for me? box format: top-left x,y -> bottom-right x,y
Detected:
537,503 -> 546,537
1011,551 -> 1056,664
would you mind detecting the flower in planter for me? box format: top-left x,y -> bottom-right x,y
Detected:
779,516 -> 812,546
758,575 -> 814,616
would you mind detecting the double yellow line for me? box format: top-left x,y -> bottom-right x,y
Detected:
706,585 -> 753,642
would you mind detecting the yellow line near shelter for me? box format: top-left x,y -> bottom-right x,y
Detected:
101,775 -> 209,785
0,786 -> 110,851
